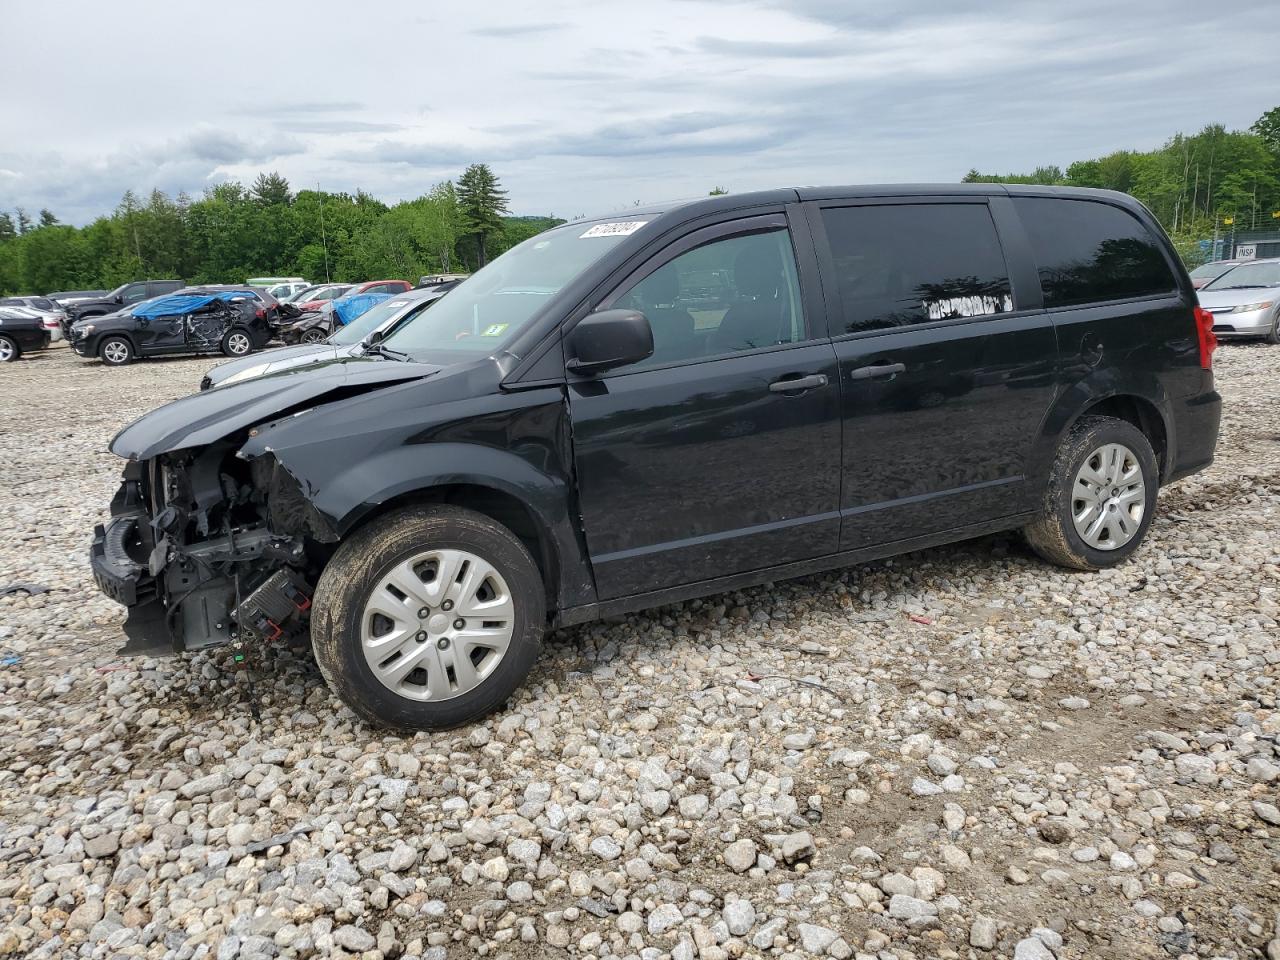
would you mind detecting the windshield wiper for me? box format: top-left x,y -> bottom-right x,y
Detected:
1215,284 -> 1266,290
364,341 -> 411,362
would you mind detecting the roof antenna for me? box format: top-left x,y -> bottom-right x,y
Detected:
318,184 -> 331,283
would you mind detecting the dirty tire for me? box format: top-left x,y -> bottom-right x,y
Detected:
98,336 -> 133,366
1023,416 -> 1158,571
0,335 -> 19,362
311,504 -> 545,731
300,328 -> 326,344
221,327 -> 254,357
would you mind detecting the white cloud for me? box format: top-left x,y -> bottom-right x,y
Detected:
0,0 -> 1275,225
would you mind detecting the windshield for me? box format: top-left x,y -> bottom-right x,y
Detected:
383,220 -> 638,356
1190,261 -> 1235,279
107,283 -> 130,298
330,297 -> 420,345
1204,261 -> 1280,290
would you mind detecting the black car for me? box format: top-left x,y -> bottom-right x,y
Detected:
65,280 -> 186,324
70,286 -> 276,365
90,184 -> 1220,731
0,306 -> 52,361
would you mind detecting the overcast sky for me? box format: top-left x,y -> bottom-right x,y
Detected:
3,0 -> 1276,225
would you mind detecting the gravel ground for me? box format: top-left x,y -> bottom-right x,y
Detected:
1,343 -> 1278,960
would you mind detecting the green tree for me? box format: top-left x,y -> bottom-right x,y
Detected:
0,213 -> 15,243
251,171 -> 293,206
15,208 -> 32,235
1251,106 -> 1280,156
455,163 -> 509,268
709,186 -> 729,195
38,209 -> 59,228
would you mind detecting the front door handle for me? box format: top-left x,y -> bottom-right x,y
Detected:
849,362 -> 906,381
769,373 -> 828,393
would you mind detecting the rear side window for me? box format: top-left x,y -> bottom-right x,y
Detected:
1013,198 -> 1176,307
820,203 -> 1013,335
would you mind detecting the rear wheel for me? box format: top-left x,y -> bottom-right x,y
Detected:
0,335 -> 19,362
222,327 -> 253,357
99,336 -> 133,366
1024,416 -> 1158,570
310,504 -> 545,731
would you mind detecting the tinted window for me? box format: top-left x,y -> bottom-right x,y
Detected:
820,204 -> 1013,334
1013,198 -> 1176,307
611,228 -> 807,368
122,284 -> 148,304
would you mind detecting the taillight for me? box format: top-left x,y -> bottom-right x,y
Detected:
1193,306 -> 1217,370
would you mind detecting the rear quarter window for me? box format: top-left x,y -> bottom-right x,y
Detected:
1013,198 -> 1177,308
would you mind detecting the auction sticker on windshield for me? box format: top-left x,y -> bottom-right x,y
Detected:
580,221 -> 648,238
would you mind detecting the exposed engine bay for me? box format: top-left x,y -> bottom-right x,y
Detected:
91,439 -> 335,655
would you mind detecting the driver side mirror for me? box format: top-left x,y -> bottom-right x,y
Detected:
567,309 -> 653,375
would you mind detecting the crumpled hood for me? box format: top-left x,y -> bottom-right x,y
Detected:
204,343 -> 349,388
1197,286 -> 1280,309
111,355 -> 441,460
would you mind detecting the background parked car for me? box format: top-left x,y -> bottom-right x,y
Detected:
203,285 -> 454,389
65,279 -> 185,324
46,289 -> 108,306
1195,257 -> 1280,343
291,283 -> 353,310
1189,259 -> 1243,289
417,272 -> 470,288
0,296 -> 67,341
248,277 -> 311,301
70,287 -> 275,366
0,305 -> 52,361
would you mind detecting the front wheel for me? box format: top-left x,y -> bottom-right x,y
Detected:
221,328 -> 254,357
99,336 -> 134,366
300,328 -> 327,344
310,504 -> 545,731
1023,416 -> 1159,571
1265,312 -> 1280,345
0,335 -> 19,362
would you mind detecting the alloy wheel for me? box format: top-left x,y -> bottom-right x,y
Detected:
228,332 -> 252,355
102,341 -> 129,364
0,338 -> 14,362
1071,442 -> 1146,550
360,548 -> 516,701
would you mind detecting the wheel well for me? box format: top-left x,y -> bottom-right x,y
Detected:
98,332 -> 136,352
1078,395 -> 1168,479
349,484 -> 558,608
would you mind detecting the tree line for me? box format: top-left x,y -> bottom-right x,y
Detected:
964,106 -> 1280,264
0,163 -> 562,295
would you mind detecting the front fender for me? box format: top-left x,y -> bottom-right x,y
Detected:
238,379 -> 596,610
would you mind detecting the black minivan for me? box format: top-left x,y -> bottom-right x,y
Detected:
91,185 -> 1221,730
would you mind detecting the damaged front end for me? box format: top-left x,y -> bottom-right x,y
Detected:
90,441 -> 330,656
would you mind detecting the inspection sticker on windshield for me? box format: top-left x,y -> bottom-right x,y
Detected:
480,323 -> 509,337
580,220 -> 648,238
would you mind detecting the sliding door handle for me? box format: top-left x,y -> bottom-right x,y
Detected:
849,362 -> 905,381
769,373 -> 828,393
